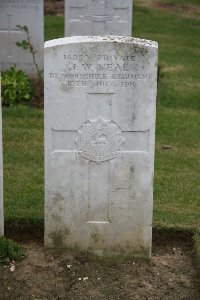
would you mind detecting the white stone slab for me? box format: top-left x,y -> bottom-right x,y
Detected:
0,0 -> 44,77
65,0 -> 133,36
0,70 -> 3,236
44,36 -> 158,258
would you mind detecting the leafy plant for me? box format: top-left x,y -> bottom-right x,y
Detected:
16,25 -> 43,80
1,65 -> 33,107
0,236 -> 25,263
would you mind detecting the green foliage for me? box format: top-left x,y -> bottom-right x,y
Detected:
16,26 -> 34,53
16,25 -> 43,79
0,236 -> 25,263
16,39 -> 30,50
1,66 -> 33,107
15,25 -> 29,50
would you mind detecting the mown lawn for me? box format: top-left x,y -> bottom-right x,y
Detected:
3,106 -> 44,222
3,1 -> 200,252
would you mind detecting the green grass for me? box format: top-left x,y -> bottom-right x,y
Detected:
3,0 -> 200,261
133,2 -> 200,110
45,15 -> 64,41
0,236 -> 25,263
133,2 -> 200,231
3,106 -> 44,222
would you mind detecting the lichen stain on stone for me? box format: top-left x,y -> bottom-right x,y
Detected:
132,112 -> 136,122
51,214 -> 61,223
53,193 -> 64,203
49,227 -> 71,248
91,232 -> 103,243
49,193 -> 65,221
130,165 -> 135,175
108,241 -> 150,259
52,46 -> 57,56
128,165 -> 135,185
49,231 -> 63,248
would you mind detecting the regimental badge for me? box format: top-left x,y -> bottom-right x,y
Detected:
75,118 -> 125,164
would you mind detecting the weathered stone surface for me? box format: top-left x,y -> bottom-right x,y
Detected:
44,36 -> 158,258
0,0 -> 44,77
65,0 -> 133,36
0,71 -> 3,236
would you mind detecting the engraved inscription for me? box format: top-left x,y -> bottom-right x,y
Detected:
84,0 -> 107,19
75,117 -> 125,164
80,0 -> 118,22
49,50 -> 153,89
70,0 -> 129,24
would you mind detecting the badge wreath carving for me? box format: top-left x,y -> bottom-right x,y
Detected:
75,117 -> 125,164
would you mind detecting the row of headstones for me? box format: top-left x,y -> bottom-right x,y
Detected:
0,0 -> 133,76
0,1 -> 158,259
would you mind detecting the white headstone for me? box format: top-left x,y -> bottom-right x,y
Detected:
44,36 -> 158,258
65,0 -> 133,36
0,70 -> 3,236
0,0 -> 44,77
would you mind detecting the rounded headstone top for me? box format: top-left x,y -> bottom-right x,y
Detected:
44,36 -> 158,49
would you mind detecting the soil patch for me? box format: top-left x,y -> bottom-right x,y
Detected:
45,0 -> 64,15
0,230 -> 199,300
30,78 -> 44,108
155,2 -> 200,18
135,0 -> 200,19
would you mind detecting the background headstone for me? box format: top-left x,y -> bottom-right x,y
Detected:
0,0 -> 44,77
44,36 -> 158,258
0,68 -> 3,236
65,0 -> 133,36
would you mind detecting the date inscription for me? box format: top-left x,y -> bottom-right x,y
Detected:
48,52 -> 153,89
